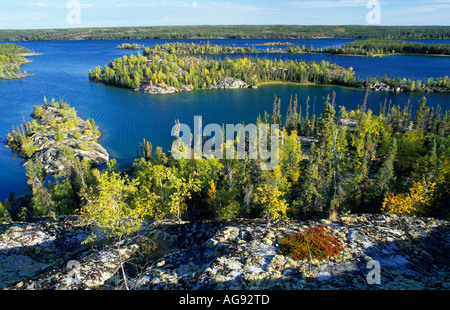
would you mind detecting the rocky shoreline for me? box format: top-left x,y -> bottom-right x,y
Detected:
138,76 -> 253,95
1,213 -> 448,290
369,81 -> 450,93
6,104 -> 109,175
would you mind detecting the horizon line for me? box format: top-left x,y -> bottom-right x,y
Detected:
2,24 -> 450,31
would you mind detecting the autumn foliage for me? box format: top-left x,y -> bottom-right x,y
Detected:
280,225 -> 343,261
381,181 -> 437,216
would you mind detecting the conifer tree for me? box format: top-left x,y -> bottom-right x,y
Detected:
376,137 -> 397,197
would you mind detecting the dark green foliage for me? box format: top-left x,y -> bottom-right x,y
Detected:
287,39 -> 450,56
325,39 -> 450,56
1,25 -> 449,41
143,42 -> 263,56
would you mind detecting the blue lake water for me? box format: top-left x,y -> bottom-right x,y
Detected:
0,38 -> 449,201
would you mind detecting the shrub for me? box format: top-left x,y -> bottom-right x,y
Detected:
253,184 -> 288,221
381,180 -> 437,216
21,143 -> 39,158
280,225 -> 343,261
54,129 -> 65,141
0,202 -> 4,221
31,106 -> 45,119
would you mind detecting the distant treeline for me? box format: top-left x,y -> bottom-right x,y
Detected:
1,25 -> 450,41
286,39 -> 450,56
323,39 -> 450,56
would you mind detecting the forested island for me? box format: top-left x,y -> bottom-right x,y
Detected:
286,39 -> 450,57
89,42 -> 353,94
0,43 -> 36,80
117,43 -> 145,50
89,42 -> 450,94
1,25 -> 450,41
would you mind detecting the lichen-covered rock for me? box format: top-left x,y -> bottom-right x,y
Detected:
140,83 -> 178,94
6,104 -> 109,175
1,214 -> 449,290
0,216 -> 90,288
215,77 -> 249,89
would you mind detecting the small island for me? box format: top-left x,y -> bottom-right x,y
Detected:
6,98 -> 109,175
117,43 -> 145,50
0,43 -> 37,80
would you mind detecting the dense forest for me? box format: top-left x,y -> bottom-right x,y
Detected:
286,39 -> 450,56
89,43 -> 352,91
323,39 -> 450,56
1,95 -> 449,227
90,42 -> 450,93
1,25 -> 450,41
143,42 -> 267,56
0,43 -> 33,79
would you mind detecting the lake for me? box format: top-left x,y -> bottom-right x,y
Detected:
0,38 -> 449,201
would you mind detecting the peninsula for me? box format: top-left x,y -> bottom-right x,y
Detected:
0,43 -> 37,80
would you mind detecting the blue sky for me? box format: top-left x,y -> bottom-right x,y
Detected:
0,0 -> 449,29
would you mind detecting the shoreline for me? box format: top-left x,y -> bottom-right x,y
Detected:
287,50 -> 450,58
0,73 -> 34,81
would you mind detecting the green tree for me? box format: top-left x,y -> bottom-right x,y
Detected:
297,143 -> 324,219
254,183 -> 288,221
81,164 -> 145,242
50,180 -> 77,215
0,202 -> 5,221
280,129 -> 302,183
25,159 -> 53,219
375,137 -> 397,200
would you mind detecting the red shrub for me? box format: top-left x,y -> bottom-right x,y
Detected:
280,225 -> 343,261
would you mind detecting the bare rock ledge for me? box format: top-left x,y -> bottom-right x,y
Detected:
1,214 -> 448,290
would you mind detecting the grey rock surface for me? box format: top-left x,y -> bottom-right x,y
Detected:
1,214 -> 449,290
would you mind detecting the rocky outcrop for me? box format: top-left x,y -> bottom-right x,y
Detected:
0,216 -> 90,289
6,104 -> 109,175
138,77 -> 250,95
31,138 -> 109,175
140,83 -> 179,95
1,214 -> 448,290
369,81 -> 450,93
215,77 -> 249,89
370,81 -> 402,92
